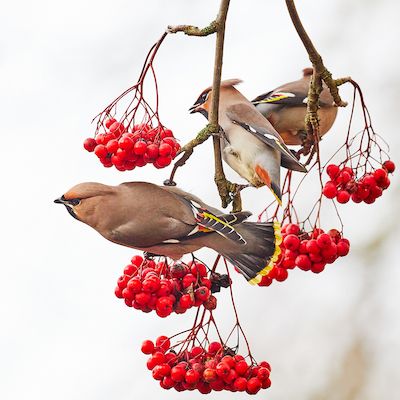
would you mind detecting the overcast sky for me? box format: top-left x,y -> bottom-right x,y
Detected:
1,1 -> 399,399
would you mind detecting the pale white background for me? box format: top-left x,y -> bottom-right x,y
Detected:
1,1 -> 399,399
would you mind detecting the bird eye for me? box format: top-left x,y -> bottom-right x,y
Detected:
69,199 -> 81,206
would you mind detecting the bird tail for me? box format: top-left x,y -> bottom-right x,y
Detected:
219,221 -> 282,284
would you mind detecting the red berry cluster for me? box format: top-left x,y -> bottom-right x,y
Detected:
323,161 -> 395,204
142,336 -> 271,394
83,119 -> 180,171
114,256 -> 229,317
258,224 -> 350,286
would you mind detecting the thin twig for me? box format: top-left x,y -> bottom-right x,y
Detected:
285,0 -> 351,147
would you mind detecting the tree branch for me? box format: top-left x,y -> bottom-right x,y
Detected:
166,0 -> 241,210
285,0 -> 351,139
167,21 -> 218,36
209,0 -> 240,210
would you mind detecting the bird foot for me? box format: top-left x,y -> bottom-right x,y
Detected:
163,179 -> 177,186
143,252 -> 162,259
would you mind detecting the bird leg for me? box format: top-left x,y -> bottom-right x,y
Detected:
164,124 -> 214,186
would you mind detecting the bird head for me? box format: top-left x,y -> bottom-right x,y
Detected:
54,182 -> 114,224
189,79 -> 243,118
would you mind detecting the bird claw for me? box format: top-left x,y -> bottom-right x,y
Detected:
143,251 -> 161,259
163,179 -> 177,186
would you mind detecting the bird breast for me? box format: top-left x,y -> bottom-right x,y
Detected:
220,123 -> 267,187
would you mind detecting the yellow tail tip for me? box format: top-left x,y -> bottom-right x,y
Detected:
249,221 -> 282,285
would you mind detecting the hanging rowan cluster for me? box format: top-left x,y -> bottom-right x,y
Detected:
114,255 -> 227,317
142,335 -> 271,394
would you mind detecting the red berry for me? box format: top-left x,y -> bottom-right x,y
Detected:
203,368 -> 218,383
283,234 -> 300,251
233,377 -> 247,391
83,138 -> 97,152
327,164 -> 340,179
208,342 -> 222,355
363,175 -> 377,188
127,278 -> 142,293
105,118 -> 117,129
378,176 -> 390,190
374,168 -> 388,183
337,241 -> 350,256
155,155 -> 172,168
194,286 -> 210,302
131,255 -> 144,267
179,294 -> 194,309
94,144 -> 108,158
383,160 -> 395,173
141,340 -> 155,355
275,267 -> 288,281
327,229 -> 341,243
152,363 -> 171,380
109,122 -> 125,136
339,171 -> 352,184
170,366 -> 186,382
337,190 -> 350,204
306,239 -> 320,254
285,223 -> 300,235
114,286 -> 123,298
185,369 -> 200,384
311,262 -> 326,273
160,376 -> 175,389
351,193 -> 362,203
323,181 -> 338,199
257,367 -> 270,380
182,273 -> 197,289
106,139 -> 119,154
135,292 -> 151,306
133,140 -> 147,155
190,262 -> 208,277
156,336 -> 170,352
317,233 -> 332,249
247,377 -> 262,394
221,356 -> 235,369
295,254 -> 311,270
117,274 -> 130,289
146,143 -> 159,160
216,362 -> 230,378
158,143 -> 173,157
147,351 -> 165,370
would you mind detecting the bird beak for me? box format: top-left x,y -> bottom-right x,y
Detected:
54,196 -> 66,204
189,104 -> 201,114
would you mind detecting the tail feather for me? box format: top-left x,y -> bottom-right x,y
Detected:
219,221 -> 282,284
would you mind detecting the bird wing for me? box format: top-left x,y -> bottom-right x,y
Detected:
226,103 -> 307,172
188,201 -> 251,245
252,80 -> 333,107
158,184 -> 252,245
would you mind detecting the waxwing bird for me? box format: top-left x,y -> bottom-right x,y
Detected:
189,79 -> 307,203
54,181 -> 281,284
252,68 -> 338,145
